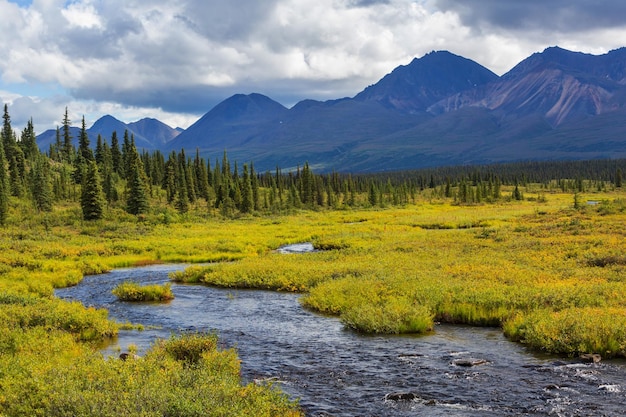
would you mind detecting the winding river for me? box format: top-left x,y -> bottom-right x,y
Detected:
56,254 -> 626,416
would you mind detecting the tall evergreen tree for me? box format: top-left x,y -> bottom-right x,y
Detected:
62,107 -> 74,163
240,164 -> 253,213
81,160 -> 105,220
162,153 -> 177,203
125,143 -> 149,216
368,182 -> 378,206
1,105 -> 23,197
300,162 -> 314,206
122,130 -> 132,179
175,169 -> 189,214
78,116 -> 93,161
2,104 -> 14,161
31,155 -> 53,212
250,162 -> 259,210
0,134 -> 8,225
95,134 -> 105,165
110,131 -> 122,175
20,118 -> 38,159
51,126 -> 63,162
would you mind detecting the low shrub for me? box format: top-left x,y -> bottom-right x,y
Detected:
341,298 -> 434,334
503,308 -> 626,358
158,332 -> 219,364
112,281 -> 175,302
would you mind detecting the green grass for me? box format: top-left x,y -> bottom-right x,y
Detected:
112,281 -> 175,302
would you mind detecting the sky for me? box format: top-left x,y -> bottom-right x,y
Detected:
1,0 -> 626,134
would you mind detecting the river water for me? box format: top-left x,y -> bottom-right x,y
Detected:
56,260 -> 626,417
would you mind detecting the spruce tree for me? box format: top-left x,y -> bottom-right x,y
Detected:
110,131 -> 122,175
2,104 -> 14,161
31,155 -> 53,212
51,126 -> 63,162
250,163 -> 259,210
175,171 -> 189,214
126,157 -> 149,215
62,107 -> 74,163
103,170 -> 119,204
368,182 -> 378,206
78,116 -> 93,161
125,140 -> 149,215
1,105 -> 22,197
95,134 -> 105,165
81,160 -> 105,220
163,156 -> 177,204
121,130 -> 131,179
240,164 -> 253,213
0,136 -> 8,225
20,118 -> 38,160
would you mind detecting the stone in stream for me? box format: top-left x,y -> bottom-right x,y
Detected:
453,358 -> 489,367
119,352 -> 140,361
579,353 -> 602,364
384,392 -> 418,402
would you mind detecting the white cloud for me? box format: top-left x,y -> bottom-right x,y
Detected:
0,0 -> 625,132
61,2 -> 103,29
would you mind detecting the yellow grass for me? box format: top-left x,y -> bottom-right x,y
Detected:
1,185 -> 626,415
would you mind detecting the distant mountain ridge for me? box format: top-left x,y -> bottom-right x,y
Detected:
35,46 -> 626,172
431,47 -> 626,126
354,50 -> 499,112
37,116 -> 180,151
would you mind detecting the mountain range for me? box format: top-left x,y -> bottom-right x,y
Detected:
37,46 -> 626,172
37,116 -> 182,153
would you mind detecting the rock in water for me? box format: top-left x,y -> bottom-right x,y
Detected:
579,353 -> 602,364
453,358 -> 489,367
385,392 -> 417,401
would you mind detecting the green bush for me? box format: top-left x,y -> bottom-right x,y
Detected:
341,298 -> 434,334
112,281 -> 174,302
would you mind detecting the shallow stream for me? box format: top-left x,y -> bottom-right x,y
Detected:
56,256 -> 626,416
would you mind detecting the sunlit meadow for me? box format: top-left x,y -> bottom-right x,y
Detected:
1,184 -> 626,415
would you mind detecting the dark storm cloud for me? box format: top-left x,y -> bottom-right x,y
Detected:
434,0 -> 626,32
174,1 -> 281,41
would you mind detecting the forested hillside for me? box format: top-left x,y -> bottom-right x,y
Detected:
2,104 -> 626,224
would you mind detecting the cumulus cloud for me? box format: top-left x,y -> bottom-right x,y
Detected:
0,0 -> 625,131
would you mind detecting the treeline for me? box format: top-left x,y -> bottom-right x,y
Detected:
0,104 -> 624,224
361,159 -> 626,191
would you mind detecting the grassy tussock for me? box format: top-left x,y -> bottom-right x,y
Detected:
504,308 -> 626,356
112,281 -> 175,302
0,331 -> 301,416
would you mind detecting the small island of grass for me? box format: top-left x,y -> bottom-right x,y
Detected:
112,281 -> 175,302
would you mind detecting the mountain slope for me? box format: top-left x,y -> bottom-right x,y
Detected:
169,51 -> 498,169
128,118 -> 181,147
166,93 -> 288,152
354,50 -> 498,112
431,47 -> 626,126
36,115 -> 180,151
